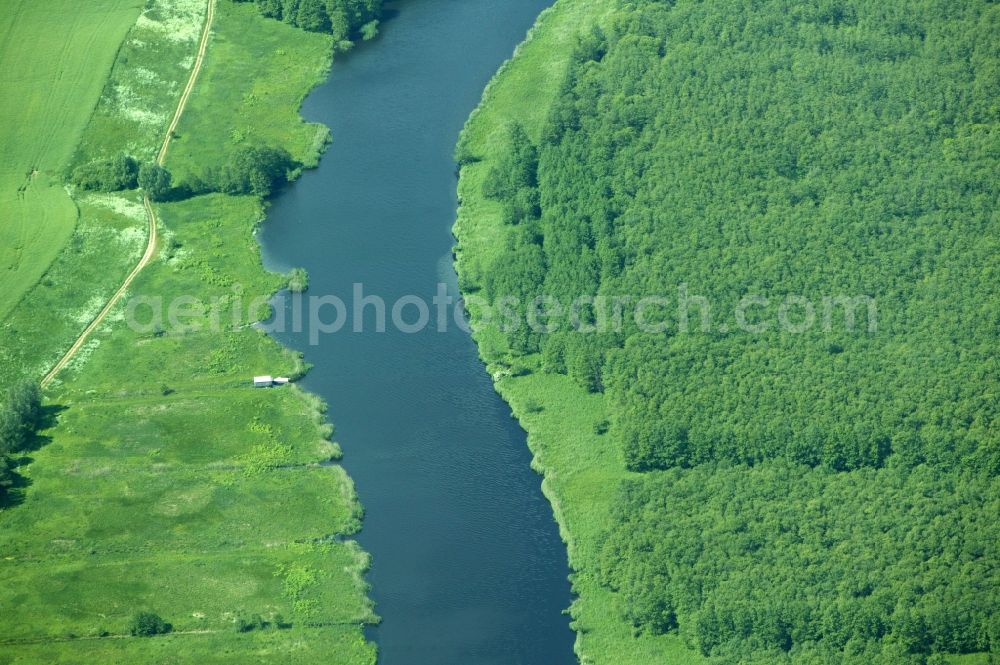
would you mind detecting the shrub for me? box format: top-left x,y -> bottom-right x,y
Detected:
360,19 -> 379,40
234,612 -> 266,633
287,267 -> 309,293
0,381 -> 42,455
523,398 -> 543,414
128,611 -> 170,637
0,455 -> 16,500
72,153 -> 139,191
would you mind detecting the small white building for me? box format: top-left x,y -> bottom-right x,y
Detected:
273,377 -> 290,385
253,375 -> 273,388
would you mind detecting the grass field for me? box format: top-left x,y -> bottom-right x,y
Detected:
0,0 -> 211,386
167,1 -> 334,179
454,1 -> 994,663
0,0 -> 142,322
1,2 -> 376,662
0,191 -> 148,385
1,193 -> 376,661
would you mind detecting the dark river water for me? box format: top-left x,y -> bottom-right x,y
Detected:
258,1 -> 576,663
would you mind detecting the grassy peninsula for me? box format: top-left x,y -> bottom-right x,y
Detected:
0,1 -> 377,661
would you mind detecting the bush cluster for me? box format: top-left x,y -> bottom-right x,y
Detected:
71,143 -> 297,201
128,611 -> 171,637
71,153 -> 139,191
72,154 -> 172,201
206,145 -> 296,197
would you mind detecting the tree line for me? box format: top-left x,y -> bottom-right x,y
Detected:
72,145 -> 297,200
236,0 -> 382,44
0,382 -> 43,504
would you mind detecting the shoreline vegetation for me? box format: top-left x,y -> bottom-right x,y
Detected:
456,2 -> 687,662
1,1 -> 378,661
455,0 -> 997,664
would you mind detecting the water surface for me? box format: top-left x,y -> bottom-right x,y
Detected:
259,1 -> 576,663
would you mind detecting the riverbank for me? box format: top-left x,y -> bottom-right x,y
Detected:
0,2 -> 375,661
255,0 -> 576,661
454,2 -> 698,662
455,1 -> 996,664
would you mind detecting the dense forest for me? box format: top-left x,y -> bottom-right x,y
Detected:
601,464 -> 999,663
464,0 -> 1000,661
235,0 -> 382,42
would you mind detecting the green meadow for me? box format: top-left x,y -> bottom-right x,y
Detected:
1,1 -> 376,662
0,0 -> 210,385
0,0 -> 142,321
166,1 -> 335,179
0,212 -> 376,653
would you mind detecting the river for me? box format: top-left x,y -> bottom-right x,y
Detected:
258,1 -> 576,663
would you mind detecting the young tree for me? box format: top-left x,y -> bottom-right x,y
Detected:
138,163 -> 173,201
128,612 -> 170,637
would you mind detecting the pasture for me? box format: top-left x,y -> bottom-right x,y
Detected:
0,0 -> 208,385
0,0 -> 142,321
0,191 -> 376,660
1,2 -> 376,662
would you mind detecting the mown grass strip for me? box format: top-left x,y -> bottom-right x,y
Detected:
0,1 -> 142,322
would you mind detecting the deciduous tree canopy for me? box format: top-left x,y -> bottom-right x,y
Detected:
138,162 -> 172,201
0,381 -> 41,503
0,381 -> 42,456
71,153 -> 139,191
238,0 -> 382,42
467,0 -> 1000,660
209,144 -> 297,197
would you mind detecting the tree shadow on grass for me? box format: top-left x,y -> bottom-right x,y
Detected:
0,465 -> 32,510
18,403 -> 68,454
0,403 -> 67,510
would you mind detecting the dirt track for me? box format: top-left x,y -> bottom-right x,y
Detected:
41,0 -> 216,388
